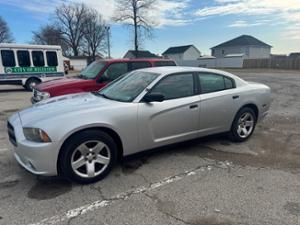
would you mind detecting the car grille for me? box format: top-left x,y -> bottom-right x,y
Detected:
7,122 -> 17,147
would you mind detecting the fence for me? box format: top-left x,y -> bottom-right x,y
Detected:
243,58 -> 300,70
176,56 -> 244,68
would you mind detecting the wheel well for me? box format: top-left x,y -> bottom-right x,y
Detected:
57,127 -> 124,174
241,104 -> 259,119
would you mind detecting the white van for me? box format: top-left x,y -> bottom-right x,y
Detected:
0,43 -> 65,91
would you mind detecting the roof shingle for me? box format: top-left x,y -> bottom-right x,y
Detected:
162,45 -> 195,55
211,35 -> 271,49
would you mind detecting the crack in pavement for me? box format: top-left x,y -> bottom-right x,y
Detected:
28,162 -> 223,225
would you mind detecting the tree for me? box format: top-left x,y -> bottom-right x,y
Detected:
83,9 -> 107,61
114,0 -> 156,57
0,16 -> 14,43
32,24 -> 69,54
55,3 -> 88,56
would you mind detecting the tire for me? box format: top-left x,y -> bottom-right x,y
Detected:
59,130 -> 117,184
25,78 -> 41,91
229,107 -> 257,142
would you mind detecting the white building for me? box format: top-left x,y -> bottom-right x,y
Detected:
162,45 -> 201,61
211,35 -> 271,59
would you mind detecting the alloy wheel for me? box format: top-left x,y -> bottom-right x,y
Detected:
237,112 -> 255,139
71,140 -> 111,178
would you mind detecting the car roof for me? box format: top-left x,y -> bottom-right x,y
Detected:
137,66 -> 247,85
100,58 -> 175,63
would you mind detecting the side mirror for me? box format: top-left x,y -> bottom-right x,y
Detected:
143,93 -> 165,103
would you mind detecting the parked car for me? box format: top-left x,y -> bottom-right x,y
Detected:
8,67 -> 271,183
31,58 -> 176,103
0,43 -> 65,91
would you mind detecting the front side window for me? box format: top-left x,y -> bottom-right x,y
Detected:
130,61 -> 151,70
1,50 -> 15,67
150,73 -> 194,100
199,73 -> 235,94
98,71 -> 159,102
17,50 -> 30,67
154,61 -> 176,67
103,63 -> 128,81
32,51 -> 45,66
46,51 -> 58,66
80,61 -> 106,79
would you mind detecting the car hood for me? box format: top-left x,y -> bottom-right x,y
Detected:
36,77 -> 89,92
18,92 -> 116,126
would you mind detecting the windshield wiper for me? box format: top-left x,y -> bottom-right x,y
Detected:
78,74 -> 88,79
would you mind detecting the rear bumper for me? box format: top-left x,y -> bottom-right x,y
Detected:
8,114 -> 59,176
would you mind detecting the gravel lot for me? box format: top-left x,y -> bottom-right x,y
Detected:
0,69 -> 299,225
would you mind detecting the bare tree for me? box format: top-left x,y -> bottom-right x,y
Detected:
83,9 -> 107,61
114,0 -> 156,57
0,16 -> 14,43
55,3 -> 88,56
32,24 -> 69,54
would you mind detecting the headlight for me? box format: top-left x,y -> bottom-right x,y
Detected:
23,128 -> 52,143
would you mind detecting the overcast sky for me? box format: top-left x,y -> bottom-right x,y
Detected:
1,0 -> 300,57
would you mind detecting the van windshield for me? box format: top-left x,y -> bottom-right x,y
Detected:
79,61 -> 106,79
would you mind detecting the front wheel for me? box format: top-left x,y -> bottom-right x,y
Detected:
25,78 -> 41,91
59,130 -> 117,184
229,107 -> 257,142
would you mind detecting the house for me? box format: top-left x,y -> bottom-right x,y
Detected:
289,52 -> 300,59
211,35 -> 272,59
69,55 -> 103,71
124,50 -> 159,58
162,45 -> 201,61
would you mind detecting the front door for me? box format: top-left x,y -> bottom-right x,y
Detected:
137,73 -> 200,151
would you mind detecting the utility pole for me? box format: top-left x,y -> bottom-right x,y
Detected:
106,26 -> 111,58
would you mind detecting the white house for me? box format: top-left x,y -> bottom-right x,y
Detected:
69,55 -> 103,71
162,45 -> 201,61
211,35 -> 271,59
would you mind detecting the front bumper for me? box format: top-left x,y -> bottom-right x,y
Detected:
8,114 -> 60,176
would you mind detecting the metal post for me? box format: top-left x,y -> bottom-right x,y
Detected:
106,26 -> 111,59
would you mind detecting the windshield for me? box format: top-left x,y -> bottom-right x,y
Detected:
98,71 -> 159,102
79,61 -> 106,79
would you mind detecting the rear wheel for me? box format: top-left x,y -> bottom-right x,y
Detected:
59,130 -> 117,184
25,78 -> 41,91
229,107 -> 257,142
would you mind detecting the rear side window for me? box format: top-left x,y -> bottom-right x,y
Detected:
32,51 -> 45,67
150,73 -> 194,100
130,61 -> 151,70
154,61 -> 176,67
198,73 -> 235,94
1,50 -> 15,67
17,50 -> 30,67
46,51 -> 58,66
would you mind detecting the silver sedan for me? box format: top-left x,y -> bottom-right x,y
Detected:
7,67 -> 271,183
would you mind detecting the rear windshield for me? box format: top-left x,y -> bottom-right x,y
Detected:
80,61 -> 106,79
154,61 -> 176,67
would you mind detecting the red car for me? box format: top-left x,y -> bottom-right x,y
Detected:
31,58 -> 176,103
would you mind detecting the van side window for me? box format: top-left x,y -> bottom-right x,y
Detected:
32,51 -> 45,67
17,50 -> 30,67
1,50 -> 16,67
46,51 -> 58,66
130,62 -> 151,70
154,61 -> 176,67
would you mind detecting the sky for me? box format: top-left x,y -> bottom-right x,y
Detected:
0,0 -> 300,58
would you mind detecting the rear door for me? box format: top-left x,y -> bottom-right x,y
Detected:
197,72 -> 240,136
137,72 -> 200,150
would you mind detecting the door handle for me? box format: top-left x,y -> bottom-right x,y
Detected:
189,104 -> 198,109
232,95 -> 239,99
